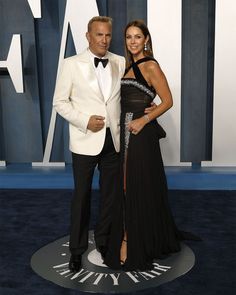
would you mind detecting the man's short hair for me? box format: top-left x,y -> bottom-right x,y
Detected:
87,16 -> 113,32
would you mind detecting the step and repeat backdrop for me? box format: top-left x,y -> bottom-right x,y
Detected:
0,0 -> 235,166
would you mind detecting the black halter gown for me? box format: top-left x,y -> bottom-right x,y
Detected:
104,57 -> 198,271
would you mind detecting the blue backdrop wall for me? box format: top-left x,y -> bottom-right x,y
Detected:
0,0 -> 216,164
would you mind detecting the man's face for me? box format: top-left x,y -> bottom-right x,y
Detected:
86,21 -> 112,57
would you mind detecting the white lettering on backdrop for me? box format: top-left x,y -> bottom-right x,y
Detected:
148,0 -> 190,166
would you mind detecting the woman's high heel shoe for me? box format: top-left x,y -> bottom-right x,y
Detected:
120,239 -> 127,265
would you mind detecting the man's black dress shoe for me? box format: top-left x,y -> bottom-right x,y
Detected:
69,254 -> 82,272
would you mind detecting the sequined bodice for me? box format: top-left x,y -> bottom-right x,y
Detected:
121,78 -> 155,113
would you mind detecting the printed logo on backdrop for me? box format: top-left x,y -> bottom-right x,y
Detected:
31,231 -> 195,293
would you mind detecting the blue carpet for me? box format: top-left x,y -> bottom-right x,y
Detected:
0,189 -> 235,294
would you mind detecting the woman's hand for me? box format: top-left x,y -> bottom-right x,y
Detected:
128,116 -> 149,135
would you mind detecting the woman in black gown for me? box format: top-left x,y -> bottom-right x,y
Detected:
104,20 -> 193,271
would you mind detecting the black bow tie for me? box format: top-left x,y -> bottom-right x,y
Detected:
94,57 -> 109,68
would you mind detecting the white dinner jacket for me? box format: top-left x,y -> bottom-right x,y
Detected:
53,49 -> 125,155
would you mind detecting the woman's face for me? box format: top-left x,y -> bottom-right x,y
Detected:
125,26 -> 148,58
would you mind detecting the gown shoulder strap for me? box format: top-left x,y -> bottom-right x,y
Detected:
132,56 -> 158,87
124,64 -> 132,76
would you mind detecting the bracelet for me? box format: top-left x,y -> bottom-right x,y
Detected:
143,114 -> 150,123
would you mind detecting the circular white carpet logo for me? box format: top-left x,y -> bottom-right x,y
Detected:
31,231 -> 195,293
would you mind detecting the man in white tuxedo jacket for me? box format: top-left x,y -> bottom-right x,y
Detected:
53,16 -> 125,272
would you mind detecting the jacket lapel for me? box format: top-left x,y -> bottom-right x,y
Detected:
106,54 -> 119,102
76,50 -> 104,100
76,50 -> 120,102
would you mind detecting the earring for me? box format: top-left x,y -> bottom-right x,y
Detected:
144,43 -> 148,51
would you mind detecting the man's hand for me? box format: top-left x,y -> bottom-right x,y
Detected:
144,102 -> 157,113
87,115 -> 105,132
